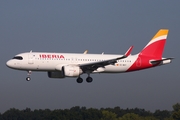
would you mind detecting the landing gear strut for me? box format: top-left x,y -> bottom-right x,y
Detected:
86,72 -> 93,83
26,71 -> 32,81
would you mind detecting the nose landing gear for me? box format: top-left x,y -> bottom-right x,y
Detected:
26,77 -> 31,81
26,71 -> 32,81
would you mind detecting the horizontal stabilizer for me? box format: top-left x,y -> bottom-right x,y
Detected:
150,58 -> 174,65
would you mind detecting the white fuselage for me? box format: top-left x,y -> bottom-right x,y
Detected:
6,52 -> 138,73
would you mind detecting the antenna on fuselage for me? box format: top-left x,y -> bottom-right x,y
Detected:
83,50 -> 88,54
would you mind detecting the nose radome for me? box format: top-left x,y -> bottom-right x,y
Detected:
6,60 -> 13,68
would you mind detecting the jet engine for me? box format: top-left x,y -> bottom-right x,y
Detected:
47,71 -> 65,78
62,65 -> 83,77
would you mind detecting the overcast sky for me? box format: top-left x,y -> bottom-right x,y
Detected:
0,1 -> 179,113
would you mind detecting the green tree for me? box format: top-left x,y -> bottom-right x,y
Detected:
164,117 -> 175,120
87,108 -> 102,120
2,108 -> 23,120
143,116 -> 159,120
101,110 -> 118,120
154,110 -> 171,120
172,103 -> 180,120
119,113 -> 142,120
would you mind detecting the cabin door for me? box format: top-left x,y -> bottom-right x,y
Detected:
28,53 -> 34,64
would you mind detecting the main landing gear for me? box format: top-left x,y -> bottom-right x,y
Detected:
26,71 -> 32,81
76,76 -> 93,83
86,77 -> 93,83
77,77 -> 83,83
76,72 -> 93,83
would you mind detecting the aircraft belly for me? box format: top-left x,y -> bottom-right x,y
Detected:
103,65 -> 128,73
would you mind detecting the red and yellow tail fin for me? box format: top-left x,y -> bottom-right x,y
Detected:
139,29 -> 169,59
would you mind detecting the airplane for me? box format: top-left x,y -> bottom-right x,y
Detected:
6,29 -> 173,83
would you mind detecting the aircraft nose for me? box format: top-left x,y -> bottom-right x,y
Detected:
6,60 -> 13,68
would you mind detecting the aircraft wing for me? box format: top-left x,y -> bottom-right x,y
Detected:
79,46 -> 133,72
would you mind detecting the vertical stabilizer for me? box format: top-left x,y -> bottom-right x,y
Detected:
139,29 -> 169,59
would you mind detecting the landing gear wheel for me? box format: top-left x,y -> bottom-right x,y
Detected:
26,77 -> 31,81
86,77 -> 93,83
77,77 -> 83,83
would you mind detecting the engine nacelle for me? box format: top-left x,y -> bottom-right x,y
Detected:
48,71 -> 65,78
62,65 -> 83,77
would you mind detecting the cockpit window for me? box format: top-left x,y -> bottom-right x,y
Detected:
12,56 -> 23,60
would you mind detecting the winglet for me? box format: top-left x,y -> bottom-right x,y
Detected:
116,46 -> 133,60
125,46 -> 133,57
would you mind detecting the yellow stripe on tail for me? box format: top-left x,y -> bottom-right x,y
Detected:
151,29 -> 169,41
